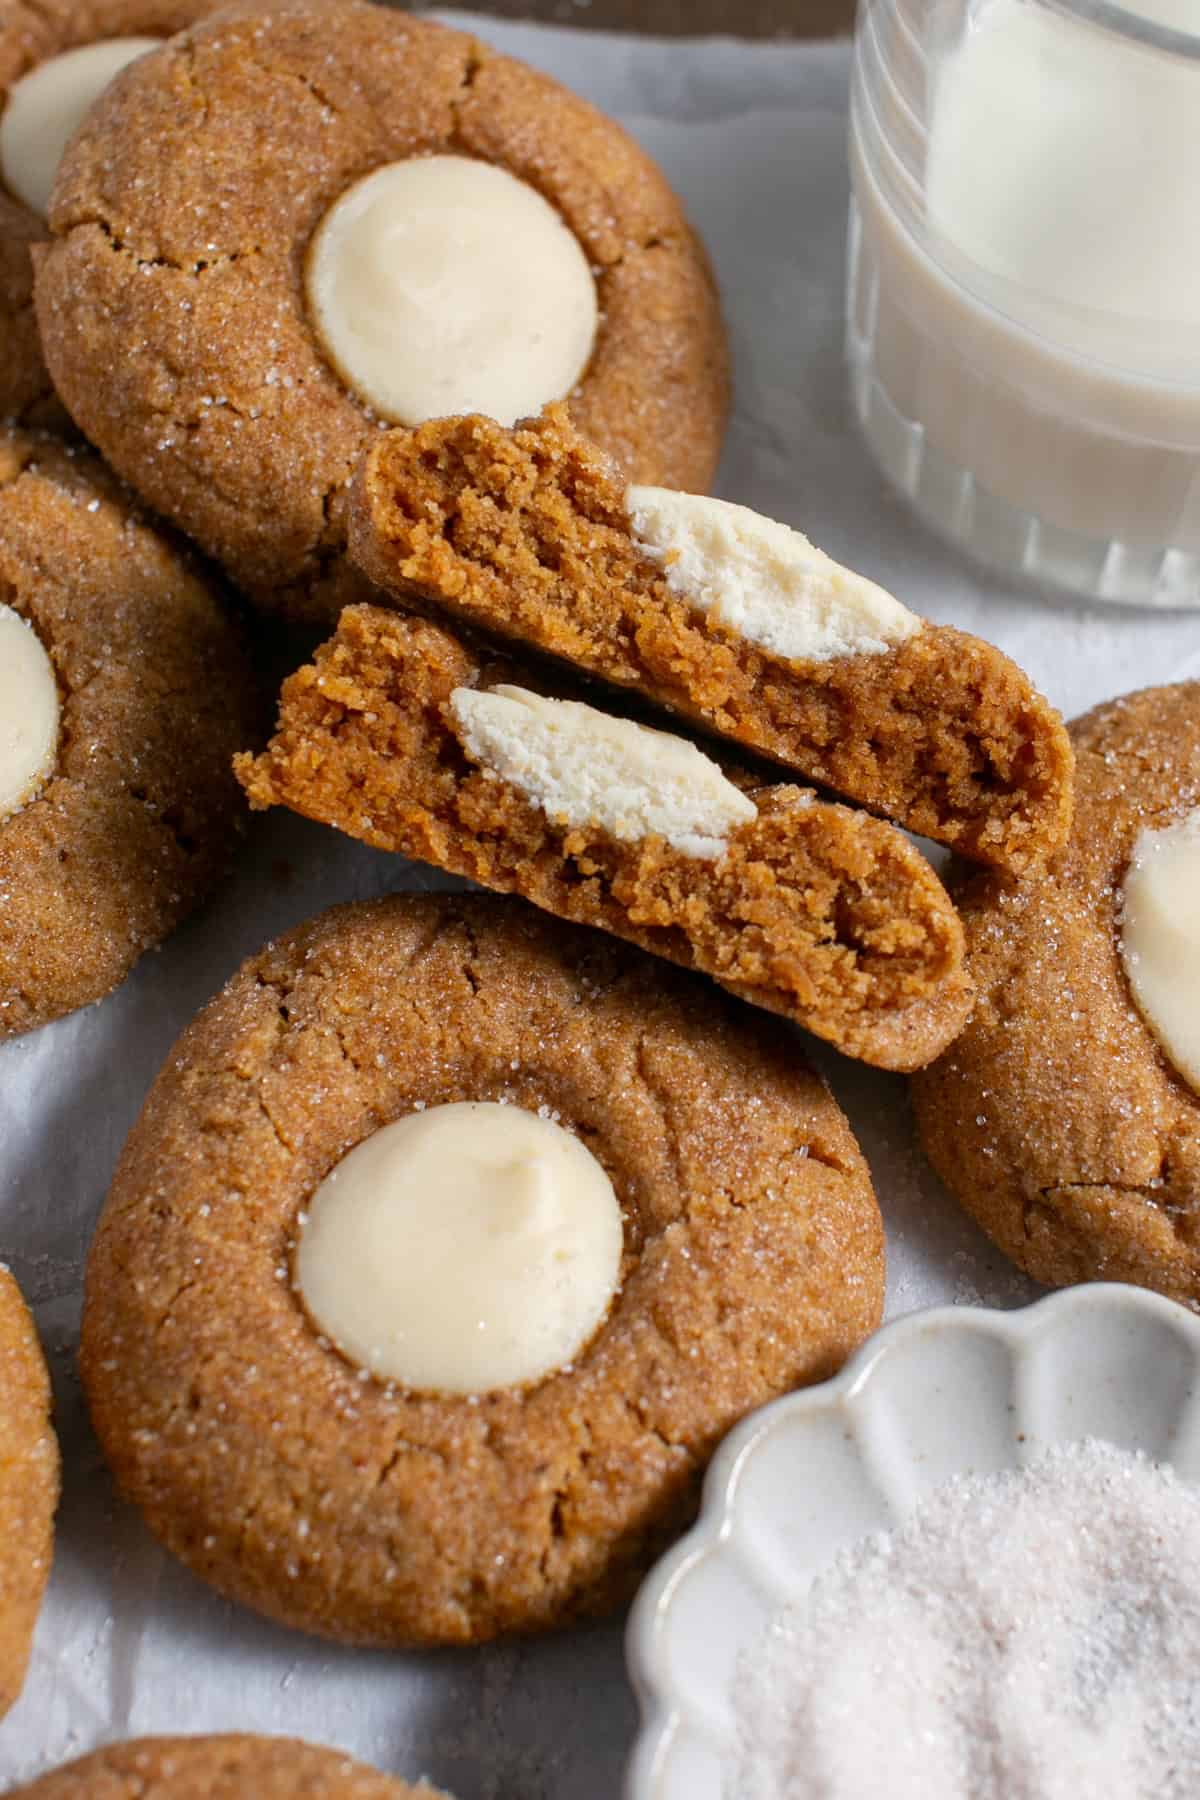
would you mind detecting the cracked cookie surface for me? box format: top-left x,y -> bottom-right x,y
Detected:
81,893 -> 884,1646
33,0 -> 729,623
0,1265 -> 58,1723
911,683 -> 1200,1302
0,428 -> 259,1038
0,1 -> 222,427
6,1734 -> 449,1797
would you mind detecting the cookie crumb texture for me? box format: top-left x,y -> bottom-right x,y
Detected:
912,682 -> 1200,1301
81,895 -> 885,1646
348,408 -> 1073,873
237,606 -> 972,1071
34,0 -> 728,622
6,1735 -> 449,1798
0,430 -> 259,1038
0,1 -> 224,427
0,1266 -> 58,1723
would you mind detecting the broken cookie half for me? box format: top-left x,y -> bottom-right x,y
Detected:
347,405 -> 1072,875
236,605 -> 972,1072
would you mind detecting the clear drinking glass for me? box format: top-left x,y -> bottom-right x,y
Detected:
847,0 -> 1200,607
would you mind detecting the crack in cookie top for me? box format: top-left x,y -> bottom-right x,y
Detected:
0,2 -> 224,426
33,0 -> 728,620
910,681 -> 1200,1304
80,894 -> 884,1646
0,425 -> 260,1039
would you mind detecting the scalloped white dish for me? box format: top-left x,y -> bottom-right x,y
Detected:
624,1283 -> 1200,1800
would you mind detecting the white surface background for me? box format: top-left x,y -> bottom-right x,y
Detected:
2,15 -> 1198,1795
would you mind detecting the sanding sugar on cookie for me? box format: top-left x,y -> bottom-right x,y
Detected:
0,1265 -> 58,1724
0,427 -> 260,1038
4,1735 -> 453,1798
0,1 -> 225,427
33,0 -> 729,622
81,894 -> 884,1646
912,681 -> 1200,1302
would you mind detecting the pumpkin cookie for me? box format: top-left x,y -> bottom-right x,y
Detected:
5,1736 -> 449,1798
34,0 -> 728,623
236,606 -> 971,1071
0,1266 -> 58,1723
0,428 -> 259,1038
81,894 -> 885,1645
0,2 -> 221,426
912,682 -> 1200,1302
348,406 -> 1072,874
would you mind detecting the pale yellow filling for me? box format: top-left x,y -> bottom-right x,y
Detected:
294,1101 -> 623,1395
450,683 -> 759,860
625,485 -> 922,664
0,38 -> 161,217
1120,808 -> 1200,1096
0,604 -> 59,820
306,154 -> 597,427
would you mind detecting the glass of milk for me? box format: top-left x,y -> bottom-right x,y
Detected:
847,0 -> 1200,607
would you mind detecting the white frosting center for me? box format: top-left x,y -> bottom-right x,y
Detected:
1120,808 -> 1200,1096
624,486 -> 923,664
0,38 -> 161,218
295,1101 -> 623,1394
0,604 -> 59,820
450,682 -> 758,860
305,154 -> 597,428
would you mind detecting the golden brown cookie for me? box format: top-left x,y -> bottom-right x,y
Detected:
0,1266 -> 58,1723
235,605 -> 972,1071
0,429 -> 259,1038
81,894 -> 885,1646
4,1735 -> 449,1798
912,682 -> 1200,1301
348,406 -> 1073,875
0,2 -> 222,426
33,0 -> 729,624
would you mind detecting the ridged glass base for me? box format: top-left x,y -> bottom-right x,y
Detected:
845,198 -> 1200,611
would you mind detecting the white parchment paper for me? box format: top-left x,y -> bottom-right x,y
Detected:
3,15 -> 1199,1795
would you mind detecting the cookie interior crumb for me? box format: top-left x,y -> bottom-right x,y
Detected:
349,405 -> 1073,872
236,604 -> 973,1071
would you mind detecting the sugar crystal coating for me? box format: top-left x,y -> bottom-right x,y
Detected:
734,1440 -> 1200,1800
81,894 -> 884,1646
913,682 -> 1200,1300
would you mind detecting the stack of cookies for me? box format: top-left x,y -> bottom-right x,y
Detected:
233,404 -> 1072,1069
11,1 -> 1196,1793
8,0 -> 1077,1078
